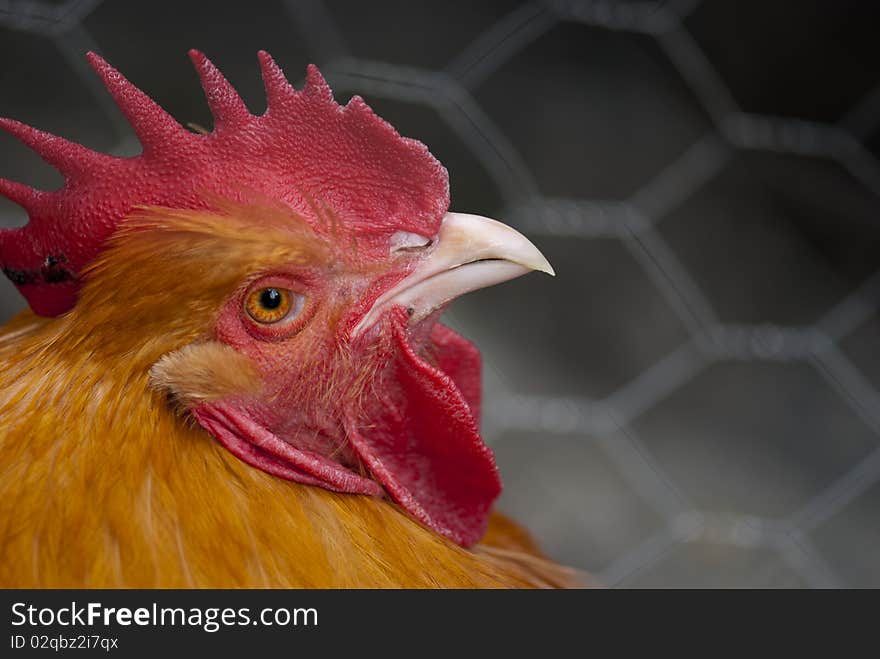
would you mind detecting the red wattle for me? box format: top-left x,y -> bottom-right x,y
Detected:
344,310 -> 501,547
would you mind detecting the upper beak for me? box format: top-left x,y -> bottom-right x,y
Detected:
352,212 -> 554,338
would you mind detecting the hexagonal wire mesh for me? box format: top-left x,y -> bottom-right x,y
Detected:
1,0 -> 879,587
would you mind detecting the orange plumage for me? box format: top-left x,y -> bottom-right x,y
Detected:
0,52 -> 578,588
0,207 -> 577,588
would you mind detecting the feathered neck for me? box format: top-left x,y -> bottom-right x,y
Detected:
0,311 -> 571,588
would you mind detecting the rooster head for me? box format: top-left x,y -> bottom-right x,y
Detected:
0,51 -> 553,546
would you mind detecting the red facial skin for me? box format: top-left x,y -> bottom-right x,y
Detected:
193,254 -> 502,547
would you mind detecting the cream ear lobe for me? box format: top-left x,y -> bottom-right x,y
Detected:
149,341 -> 263,409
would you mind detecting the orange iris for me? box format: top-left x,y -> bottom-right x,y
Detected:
245,287 -> 293,324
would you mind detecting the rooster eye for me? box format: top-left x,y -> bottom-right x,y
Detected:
244,287 -> 305,324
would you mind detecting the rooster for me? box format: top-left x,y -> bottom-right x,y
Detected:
0,50 -> 576,588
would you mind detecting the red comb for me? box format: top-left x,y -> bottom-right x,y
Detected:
0,50 -> 450,316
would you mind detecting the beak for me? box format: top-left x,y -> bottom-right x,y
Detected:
352,212 -> 554,338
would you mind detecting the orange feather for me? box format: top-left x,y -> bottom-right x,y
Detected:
0,206 -> 580,588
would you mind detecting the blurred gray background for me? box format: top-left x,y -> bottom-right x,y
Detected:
2,0 -> 880,587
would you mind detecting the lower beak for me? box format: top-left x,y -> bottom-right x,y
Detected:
352,212 -> 554,338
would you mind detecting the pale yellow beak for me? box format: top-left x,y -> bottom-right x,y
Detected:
352,212 -> 554,338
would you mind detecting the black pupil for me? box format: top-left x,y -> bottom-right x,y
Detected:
259,288 -> 283,310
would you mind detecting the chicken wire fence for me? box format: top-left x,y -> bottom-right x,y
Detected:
1,0 -> 879,587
